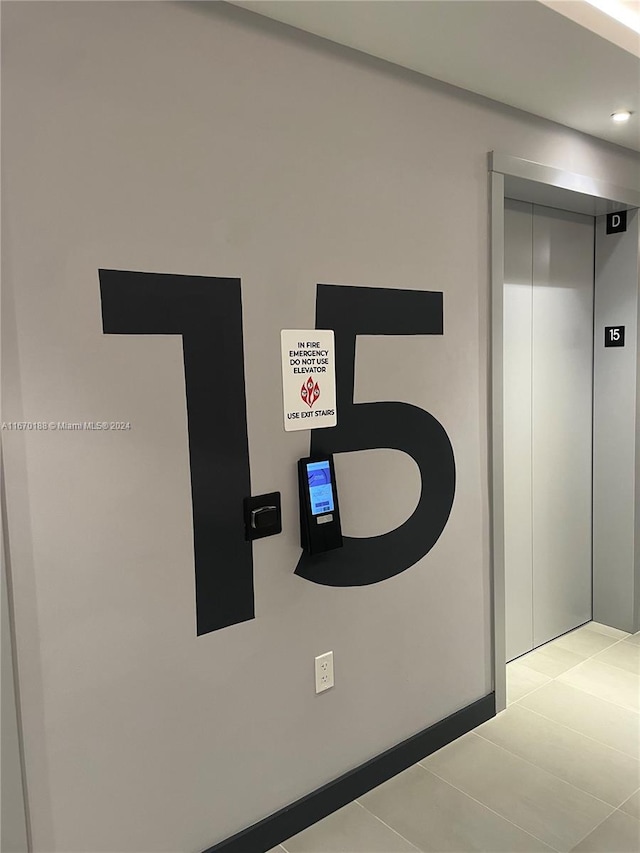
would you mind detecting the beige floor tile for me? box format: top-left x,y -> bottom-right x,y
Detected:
517,644 -> 586,678
570,809 -> 640,852
551,626 -> 622,658
519,681 -> 640,757
475,704 -> 640,807
594,641 -> 640,675
267,847 -> 286,852
421,732 -> 613,851
360,764 -> 553,852
586,622 -> 631,641
625,633 -> 640,646
507,662 -> 552,704
282,802 -> 418,853
559,659 -> 640,712
619,789 -> 640,821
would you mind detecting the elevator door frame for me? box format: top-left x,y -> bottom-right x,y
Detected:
489,152 -> 640,711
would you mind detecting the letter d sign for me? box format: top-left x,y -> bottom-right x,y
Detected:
606,211 -> 627,234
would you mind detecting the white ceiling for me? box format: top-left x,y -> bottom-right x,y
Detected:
229,0 -> 640,153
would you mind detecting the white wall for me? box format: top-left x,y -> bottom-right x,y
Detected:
593,210 -> 640,633
2,3 -> 640,851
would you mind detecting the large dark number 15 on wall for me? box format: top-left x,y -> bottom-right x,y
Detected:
99,271 -> 455,636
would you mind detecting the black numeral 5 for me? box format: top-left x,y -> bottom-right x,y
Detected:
295,285 -> 455,586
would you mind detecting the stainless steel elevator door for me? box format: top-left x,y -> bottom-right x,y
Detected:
504,200 -> 594,662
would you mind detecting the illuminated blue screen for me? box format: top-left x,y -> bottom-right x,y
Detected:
307,460 -> 335,516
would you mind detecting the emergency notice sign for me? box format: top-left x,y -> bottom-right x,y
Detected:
280,330 -> 337,432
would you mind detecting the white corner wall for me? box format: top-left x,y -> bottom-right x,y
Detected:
2,3 -> 640,851
593,209 -> 640,633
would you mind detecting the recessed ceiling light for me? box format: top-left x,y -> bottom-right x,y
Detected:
611,110 -> 632,122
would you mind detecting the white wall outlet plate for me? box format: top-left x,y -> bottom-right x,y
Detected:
314,651 -> 334,693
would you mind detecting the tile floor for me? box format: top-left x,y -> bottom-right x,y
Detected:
269,622 -> 640,853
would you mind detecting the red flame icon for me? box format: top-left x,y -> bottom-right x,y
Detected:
301,376 -> 320,408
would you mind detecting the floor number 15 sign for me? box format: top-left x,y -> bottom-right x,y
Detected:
605,326 -> 625,348
99,271 -> 456,636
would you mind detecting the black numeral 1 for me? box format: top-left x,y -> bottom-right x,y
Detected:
99,270 -> 253,635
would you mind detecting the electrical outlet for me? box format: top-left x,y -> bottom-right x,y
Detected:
315,651 -> 334,693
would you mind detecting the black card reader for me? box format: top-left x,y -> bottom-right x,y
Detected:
298,455 -> 343,555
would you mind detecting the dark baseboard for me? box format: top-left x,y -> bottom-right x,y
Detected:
203,692 -> 495,853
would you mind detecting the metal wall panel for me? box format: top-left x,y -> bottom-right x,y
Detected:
531,206 -> 593,647
504,200 -> 534,661
504,203 -> 593,659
